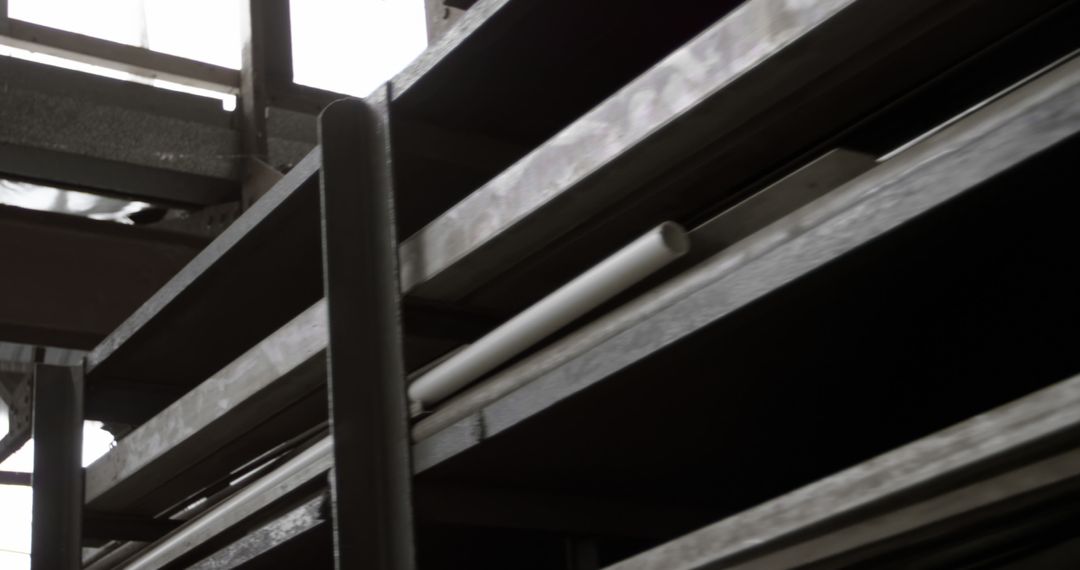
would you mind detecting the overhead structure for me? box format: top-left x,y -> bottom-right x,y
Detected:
2,0 -> 1080,568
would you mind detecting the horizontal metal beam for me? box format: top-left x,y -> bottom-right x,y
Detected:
396,0 -> 1065,305
0,56 -> 240,188
0,19 -> 240,93
85,301 -> 328,513
188,492 -> 329,570
0,57 -> 314,205
0,470 -> 31,486
84,50 -> 1080,522
82,293 -> 493,515
0,204 -> 206,349
607,371 -> 1080,570
411,50 -> 1080,471
81,145 -> 493,419
412,148 -> 876,439
84,149 -> 324,394
120,365 -> 1080,569
122,437 -> 333,570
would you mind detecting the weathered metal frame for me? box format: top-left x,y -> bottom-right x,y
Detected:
8,0 -> 1072,564
411,50 -> 1080,471
606,370 -> 1080,570
188,491 -> 329,569
84,300 -> 328,514
319,92 -> 416,569
0,56 -> 314,207
80,0 -> 1040,413
395,0 -> 1068,305
84,50 -> 1080,566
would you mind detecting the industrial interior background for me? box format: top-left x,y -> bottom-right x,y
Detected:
2,0 -> 1080,568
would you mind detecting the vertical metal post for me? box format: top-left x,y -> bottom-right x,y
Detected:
319,89 -> 416,570
0,0 -> 9,33
239,0 -> 293,207
30,364 -> 83,570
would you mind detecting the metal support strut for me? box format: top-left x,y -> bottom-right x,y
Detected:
319,91 -> 417,569
30,364 -> 83,570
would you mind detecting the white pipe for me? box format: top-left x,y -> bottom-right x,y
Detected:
408,222 -> 690,406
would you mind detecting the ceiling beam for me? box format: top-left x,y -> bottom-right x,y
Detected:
0,204 -> 206,349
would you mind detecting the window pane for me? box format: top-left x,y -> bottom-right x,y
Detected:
144,0 -> 241,69
8,0 -> 242,70
290,0 -> 427,97
9,0 -> 148,47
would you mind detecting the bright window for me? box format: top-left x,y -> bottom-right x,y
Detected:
8,0 -> 242,69
290,0 -> 427,97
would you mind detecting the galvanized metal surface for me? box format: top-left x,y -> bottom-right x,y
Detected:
0,57 -> 314,205
83,540 -> 149,570
395,0 -> 1061,305
411,51 -> 1080,472
393,0 -> 866,298
605,371 -> 1080,570
411,149 -> 876,440
84,148 -> 323,388
188,492 -> 328,570
84,51 -> 1080,550
0,57 -> 238,181
319,93 -> 416,569
122,437 -> 333,570
84,300 -> 328,514
30,364 -> 83,570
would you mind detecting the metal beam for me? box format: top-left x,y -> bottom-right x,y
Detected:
79,145 -> 481,423
396,0 -> 1066,306
0,57 -> 314,205
105,367 -> 1080,569
411,148 -> 877,440
319,93 -> 416,569
606,371 -> 1080,570
188,492 -> 330,570
0,19 -> 240,93
0,56 -> 239,188
30,364 -> 83,570
411,51 -> 1080,472
82,292 -> 496,515
0,470 -> 30,486
0,204 -> 206,349
84,300 -> 328,514
121,437 -> 333,570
